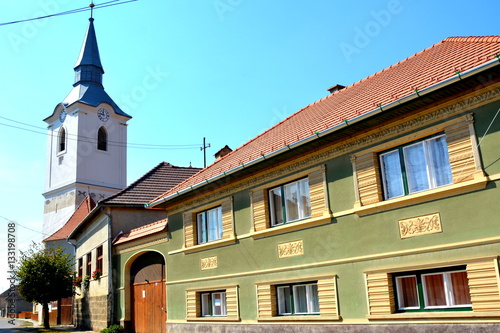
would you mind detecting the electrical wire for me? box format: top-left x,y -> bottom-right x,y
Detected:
0,116 -> 202,150
0,0 -> 139,27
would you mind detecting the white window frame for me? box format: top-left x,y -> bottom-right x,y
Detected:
269,178 -> 311,227
201,291 -> 227,317
277,282 -> 319,315
394,268 -> 472,311
421,270 -> 472,309
379,134 -> 452,200
196,206 -> 223,244
395,275 -> 420,310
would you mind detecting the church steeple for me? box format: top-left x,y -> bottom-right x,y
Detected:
42,11 -> 131,238
74,18 -> 104,87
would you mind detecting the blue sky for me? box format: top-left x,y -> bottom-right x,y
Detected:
0,0 -> 498,291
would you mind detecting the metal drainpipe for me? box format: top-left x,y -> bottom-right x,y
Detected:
66,237 -> 77,326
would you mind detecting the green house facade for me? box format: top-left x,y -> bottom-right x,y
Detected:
114,36 -> 500,332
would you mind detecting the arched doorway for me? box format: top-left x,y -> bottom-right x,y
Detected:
130,252 -> 166,333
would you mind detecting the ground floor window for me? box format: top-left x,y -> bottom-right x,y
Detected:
394,266 -> 471,312
276,282 -> 319,315
201,291 -> 227,317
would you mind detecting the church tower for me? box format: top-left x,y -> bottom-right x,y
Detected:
42,17 -> 131,237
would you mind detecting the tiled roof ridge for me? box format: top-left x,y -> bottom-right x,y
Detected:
103,161 -> 170,203
216,36 -> 500,153
125,218 -> 167,233
102,161 -> 197,203
197,38 -> 453,163
443,36 -> 500,43
44,195 -> 96,241
149,35 -> 500,205
113,218 -> 168,245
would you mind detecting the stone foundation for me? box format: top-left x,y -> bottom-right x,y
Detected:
74,294 -> 111,331
166,323 -> 500,333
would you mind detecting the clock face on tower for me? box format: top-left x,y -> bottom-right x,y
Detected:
97,108 -> 109,122
59,109 -> 66,123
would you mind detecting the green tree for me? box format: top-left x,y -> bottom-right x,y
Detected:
15,243 -> 74,329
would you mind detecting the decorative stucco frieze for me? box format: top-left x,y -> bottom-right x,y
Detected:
200,256 -> 218,270
277,240 -> 304,258
399,213 -> 442,239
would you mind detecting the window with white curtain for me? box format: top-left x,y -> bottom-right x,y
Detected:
269,178 -> 311,226
201,291 -> 227,317
276,282 -> 319,315
379,134 -> 452,200
197,206 -> 222,244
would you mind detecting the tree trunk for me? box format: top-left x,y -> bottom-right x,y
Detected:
43,302 -> 50,329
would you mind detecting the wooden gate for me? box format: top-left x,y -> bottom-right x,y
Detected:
131,252 -> 166,333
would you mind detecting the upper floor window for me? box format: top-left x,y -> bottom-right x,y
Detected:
394,267 -> 471,312
77,257 -> 83,277
97,126 -> 107,151
277,282 -> 320,316
269,178 -> 311,226
197,206 -> 222,244
201,291 -> 227,317
86,252 -> 92,277
379,134 -> 452,200
96,245 -> 103,272
58,127 -> 66,153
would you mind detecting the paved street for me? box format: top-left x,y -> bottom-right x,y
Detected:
0,318 -> 28,332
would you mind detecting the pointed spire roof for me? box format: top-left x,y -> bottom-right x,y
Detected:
59,17 -> 131,118
75,18 -> 103,72
74,18 -> 104,87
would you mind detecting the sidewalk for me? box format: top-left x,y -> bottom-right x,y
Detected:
17,319 -> 94,332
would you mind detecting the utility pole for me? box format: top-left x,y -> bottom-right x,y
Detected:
200,137 -> 211,168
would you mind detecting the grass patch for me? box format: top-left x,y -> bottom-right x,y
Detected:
20,321 -> 34,327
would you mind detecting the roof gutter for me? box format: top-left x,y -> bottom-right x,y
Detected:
146,58 -> 500,209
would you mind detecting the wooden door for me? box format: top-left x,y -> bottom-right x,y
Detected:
131,252 -> 166,333
132,279 -> 166,333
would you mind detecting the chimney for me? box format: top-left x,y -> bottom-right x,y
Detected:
327,84 -> 345,94
214,145 -> 233,160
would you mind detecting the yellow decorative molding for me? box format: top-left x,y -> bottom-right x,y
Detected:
167,238 -> 500,285
249,214 -> 332,239
399,213 -> 442,239
277,240 -> 304,259
364,255 -> 499,275
200,256 -> 218,270
169,237 -> 236,255
354,176 -> 488,216
114,236 -> 168,255
368,311 -> 500,320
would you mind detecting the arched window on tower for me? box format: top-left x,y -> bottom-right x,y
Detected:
97,126 -> 107,151
58,127 -> 66,153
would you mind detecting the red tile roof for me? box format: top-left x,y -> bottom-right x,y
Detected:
102,162 -> 201,206
112,218 -> 167,245
44,196 -> 96,242
150,36 -> 500,205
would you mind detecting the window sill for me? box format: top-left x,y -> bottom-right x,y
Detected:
355,175 -> 488,217
250,212 -> 333,239
186,316 -> 240,322
258,315 -> 340,322
368,311 -> 500,320
173,237 -> 236,254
